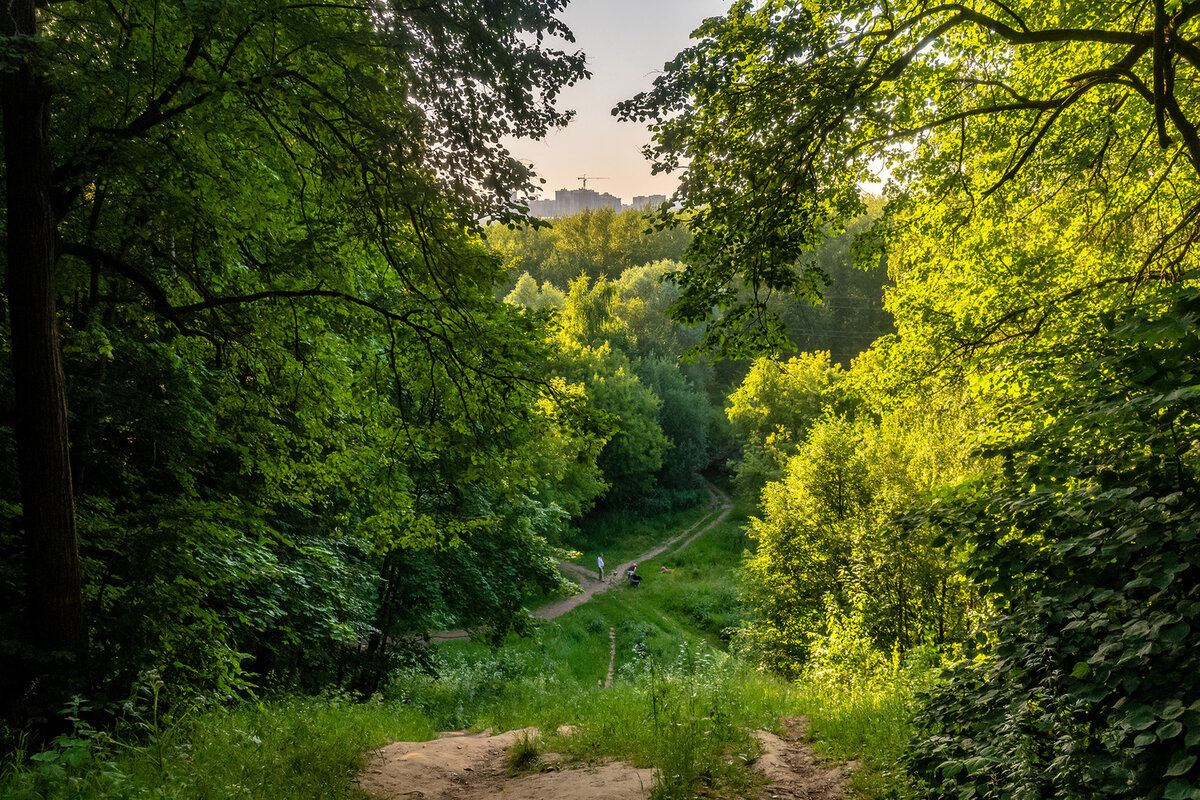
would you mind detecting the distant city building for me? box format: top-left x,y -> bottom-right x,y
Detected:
631,194 -> 668,210
527,187 -> 668,218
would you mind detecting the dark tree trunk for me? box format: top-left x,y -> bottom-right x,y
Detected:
2,0 -> 89,669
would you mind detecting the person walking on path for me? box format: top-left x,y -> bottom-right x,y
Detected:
597,553 -> 605,581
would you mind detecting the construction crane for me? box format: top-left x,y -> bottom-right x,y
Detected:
577,175 -> 609,189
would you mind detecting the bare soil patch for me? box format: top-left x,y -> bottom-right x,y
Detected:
357,728 -> 655,800
357,717 -> 849,800
752,716 -> 854,800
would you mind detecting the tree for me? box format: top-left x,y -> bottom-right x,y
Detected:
738,395 -> 978,677
739,416 -> 870,676
725,353 -> 854,496
550,341 -> 669,502
618,2 -> 1200,793
504,272 -> 567,311
1,0 -> 584,688
487,207 -> 692,291
558,276 -> 638,353
634,357 -> 712,490
905,298 -> 1200,799
618,0 -> 1200,357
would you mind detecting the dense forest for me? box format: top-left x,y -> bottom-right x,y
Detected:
3,1 -> 1200,799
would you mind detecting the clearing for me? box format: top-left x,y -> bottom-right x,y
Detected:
363,485 -> 852,800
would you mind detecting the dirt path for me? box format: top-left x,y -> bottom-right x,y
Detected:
434,482 -> 732,641
359,728 -> 656,800
358,716 -> 850,800
532,481 -> 730,620
361,489 -> 853,800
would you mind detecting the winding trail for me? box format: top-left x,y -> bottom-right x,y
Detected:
433,482 -> 732,642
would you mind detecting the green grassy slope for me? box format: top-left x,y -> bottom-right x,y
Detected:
2,499 -> 919,800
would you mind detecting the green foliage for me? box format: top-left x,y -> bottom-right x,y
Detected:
505,730 -> 544,775
570,503 -> 713,580
488,208 -> 692,289
0,694 -> 434,800
791,645 -> 939,800
725,352 -> 855,497
638,646 -> 758,800
613,261 -> 702,363
618,0 -> 1200,358
553,342 -> 668,501
768,210 -> 895,365
559,277 -> 639,353
738,397 -> 978,678
905,294 -> 1200,800
504,272 -> 567,311
1,0 -> 600,718
549,274 -> 721,503
0,499 -> 914,800
506,257 -> 730,506
618,4 -> 1200,796
634,358 -> 712,490
617,1 -> 869,357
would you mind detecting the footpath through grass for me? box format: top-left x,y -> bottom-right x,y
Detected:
2,496 -> 925,800
567,498 -> 715,576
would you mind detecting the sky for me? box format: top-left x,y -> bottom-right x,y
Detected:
507,0 -> 732,204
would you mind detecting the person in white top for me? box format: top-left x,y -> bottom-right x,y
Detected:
597,554 -> 605,581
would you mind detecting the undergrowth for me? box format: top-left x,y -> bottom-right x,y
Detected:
2,497 -> 932,800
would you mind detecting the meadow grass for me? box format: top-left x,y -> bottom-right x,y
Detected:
789,673 -> 919,799
568,502 -> 714,574
1,696 -> 434,800
3,498 -> 925,800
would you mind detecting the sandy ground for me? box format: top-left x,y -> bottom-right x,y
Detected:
357,717 -> 849,800
751,716 -> 855,800
357,728 -> 656,800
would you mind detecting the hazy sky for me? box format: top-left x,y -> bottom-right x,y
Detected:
508,0 -> 732,203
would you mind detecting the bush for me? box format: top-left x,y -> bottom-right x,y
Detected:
905,299 -> 1200,800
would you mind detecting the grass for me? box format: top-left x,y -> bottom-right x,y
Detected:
520,495 -> 715,610
504,731 -> 543,775
568,501 -> 715,575
2,497 -> 925,800
790,673 -> 920,798
1,695 -> 435,800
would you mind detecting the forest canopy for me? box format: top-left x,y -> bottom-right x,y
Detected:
7,0 -> 1200,797
625,1 -> 1200,797
1,0 -> 593,715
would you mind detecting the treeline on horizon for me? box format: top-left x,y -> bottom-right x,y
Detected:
487,204 -> 893,371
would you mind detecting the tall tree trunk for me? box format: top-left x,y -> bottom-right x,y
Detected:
2,0 -> 89,668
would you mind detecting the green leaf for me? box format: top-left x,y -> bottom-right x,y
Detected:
1160,720 -> 1185,740
1163,622 -> 1192,644
1167,754 -> 1197,777
1164,778 -> 1196,800
1128,705 -> 1158,730
1164,700 -> 1188,720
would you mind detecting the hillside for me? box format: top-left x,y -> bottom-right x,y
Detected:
0,494 -> 913,800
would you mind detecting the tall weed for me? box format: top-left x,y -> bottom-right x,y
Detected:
1,695 -> 433,800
